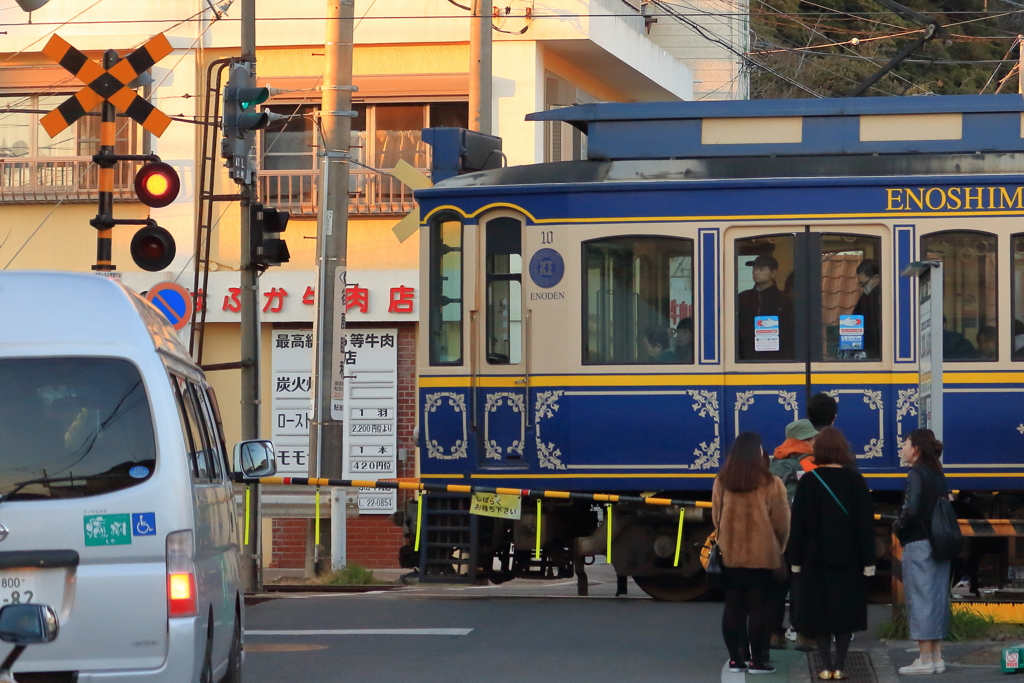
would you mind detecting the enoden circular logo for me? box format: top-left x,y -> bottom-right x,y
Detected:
529,249 -> 564,289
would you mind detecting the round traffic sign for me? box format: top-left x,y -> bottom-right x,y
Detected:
146,281 -> 194,331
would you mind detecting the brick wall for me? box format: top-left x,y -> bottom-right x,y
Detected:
270,518 -> 307,569
345,322 -> 417,569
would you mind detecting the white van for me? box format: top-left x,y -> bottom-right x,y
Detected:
0,271 -> 274,683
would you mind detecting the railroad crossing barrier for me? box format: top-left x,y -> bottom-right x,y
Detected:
237,475 -> 1024,614
890,520 -> 1024,623
234,474 -> 712,567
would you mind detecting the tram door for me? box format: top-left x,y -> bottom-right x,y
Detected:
473,214 -> 530,468
724,227 -> 892,462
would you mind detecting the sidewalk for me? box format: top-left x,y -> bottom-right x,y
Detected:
782,605 -> 1018,682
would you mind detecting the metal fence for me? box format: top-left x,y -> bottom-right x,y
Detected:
0,156 -> 142,203
257,167 -> 420,217
0,158 -> 421,217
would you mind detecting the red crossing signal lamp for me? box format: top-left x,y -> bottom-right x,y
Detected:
130,161 -> 181,271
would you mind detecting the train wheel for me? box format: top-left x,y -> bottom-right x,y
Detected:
632,574 -> 714,602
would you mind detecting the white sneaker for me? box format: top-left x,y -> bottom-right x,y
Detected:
933,659 -> 946,674
899,658 -> 936,675
785,627 -> 798,642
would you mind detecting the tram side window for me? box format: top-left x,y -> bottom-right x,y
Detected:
583,236 -> 694,365
921,231 -> 997,361
429,217 -> 463,365
821,235 -> 883,361
1011,235 -> 1024,361
735,235 -> 795,362
486,217 -> 522,364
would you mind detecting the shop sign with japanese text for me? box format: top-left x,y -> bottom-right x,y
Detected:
271,329 -> 314,477
341,328 -> 399,514
120,270 -> 417,324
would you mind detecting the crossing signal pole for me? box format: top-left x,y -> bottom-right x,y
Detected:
39,34 -> 179,272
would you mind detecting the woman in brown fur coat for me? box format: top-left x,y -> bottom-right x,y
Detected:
713,432 -> 791,675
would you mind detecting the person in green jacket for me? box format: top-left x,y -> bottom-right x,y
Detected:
770,419 -> 818,501
767,419 -> 818,651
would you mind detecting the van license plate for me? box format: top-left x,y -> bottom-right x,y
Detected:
0,573 -> 35,605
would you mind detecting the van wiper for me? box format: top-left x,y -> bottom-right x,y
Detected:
0,474 -> 98,507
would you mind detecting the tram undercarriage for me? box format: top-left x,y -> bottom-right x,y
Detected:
396,491 -> 1024,602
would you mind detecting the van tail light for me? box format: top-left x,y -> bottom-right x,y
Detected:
166,530 -> 198,618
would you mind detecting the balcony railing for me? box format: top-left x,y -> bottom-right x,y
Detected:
257,167 -> 422,217
0,156 -> 143,203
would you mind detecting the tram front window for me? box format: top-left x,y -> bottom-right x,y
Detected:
735,236 -> 795,362
583,236 -> 694,365
486,217 -> 522,365
820,235 -> 882,361
921,231 -> 997,362
429,217 -> 464,365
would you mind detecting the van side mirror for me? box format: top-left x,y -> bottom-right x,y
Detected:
0,604 -> 59,645
233,440 -> 277,480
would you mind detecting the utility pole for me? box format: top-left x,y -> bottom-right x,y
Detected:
469,0 -> 492,134
240,0 -> 262,593
309,0 -> 355,571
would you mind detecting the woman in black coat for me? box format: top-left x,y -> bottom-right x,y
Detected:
789,427 -> 877,680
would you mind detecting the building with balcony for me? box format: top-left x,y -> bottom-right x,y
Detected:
0,0 -> 694,574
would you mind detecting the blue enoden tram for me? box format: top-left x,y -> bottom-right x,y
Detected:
406,95 -> 1024,599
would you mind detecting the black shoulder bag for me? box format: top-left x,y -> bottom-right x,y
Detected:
922,470 -> 964,561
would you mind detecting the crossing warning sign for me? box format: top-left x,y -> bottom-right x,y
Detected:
39,33 -> 174,137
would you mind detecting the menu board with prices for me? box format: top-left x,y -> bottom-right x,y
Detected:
342,328 -> 399,514
271,329 -> 314,476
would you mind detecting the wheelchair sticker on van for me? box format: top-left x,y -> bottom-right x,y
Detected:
131,512 -> 156,537
84,514 -> 132,546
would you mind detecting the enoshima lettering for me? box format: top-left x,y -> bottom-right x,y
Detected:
886,186 -> 1024,211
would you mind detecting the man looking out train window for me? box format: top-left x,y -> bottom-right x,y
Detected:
737,255 -> 791,361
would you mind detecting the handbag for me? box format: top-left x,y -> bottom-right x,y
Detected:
706,497 -> 724,586
922,472 -> 965,561
706,537 -> 723,575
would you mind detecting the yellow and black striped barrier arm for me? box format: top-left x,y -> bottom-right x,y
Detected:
232,474 -> 715,510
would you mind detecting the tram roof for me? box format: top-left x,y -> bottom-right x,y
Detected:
523,94 -> 1024,161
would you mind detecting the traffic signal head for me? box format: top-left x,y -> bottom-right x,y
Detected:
134,161 -> 180,208
221,63 -> 285,184
249,203 -> 290,269
131,222 -> 176,272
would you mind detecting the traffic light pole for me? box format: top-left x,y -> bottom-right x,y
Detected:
309,0 -> 354,571
239,0 -> 263,594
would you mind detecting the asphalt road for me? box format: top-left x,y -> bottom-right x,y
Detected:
242,565 -> 1018,683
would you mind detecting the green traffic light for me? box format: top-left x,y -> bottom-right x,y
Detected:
237,87 -> 271,110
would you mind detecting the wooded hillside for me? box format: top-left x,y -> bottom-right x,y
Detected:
750,0 -> 1024,97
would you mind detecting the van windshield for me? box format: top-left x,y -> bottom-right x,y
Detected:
0,358 -> 156,501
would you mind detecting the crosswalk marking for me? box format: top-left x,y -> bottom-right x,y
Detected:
246,628 -> 473,636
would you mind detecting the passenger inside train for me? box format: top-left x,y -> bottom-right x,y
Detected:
674,318 -> 694,363
737,253 -> 793,361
